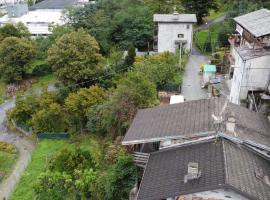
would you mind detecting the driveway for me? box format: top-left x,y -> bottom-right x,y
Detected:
0,99 -> 35,200
182,15 -> 226,101
181,49 -> 210,101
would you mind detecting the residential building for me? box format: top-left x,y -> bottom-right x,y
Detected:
228,9 -> 270,106
136,137 -> 270,200
0,0 -> 91,36
153,11 -> 197,53
122,98 -> 270,168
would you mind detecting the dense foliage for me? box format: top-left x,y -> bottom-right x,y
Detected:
47,29 -> 103,86
34,142 -> 136,200
0,37 -> 36,83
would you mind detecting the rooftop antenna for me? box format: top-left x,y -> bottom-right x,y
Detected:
212,93 -> 230,134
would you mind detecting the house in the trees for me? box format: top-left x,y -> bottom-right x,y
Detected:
136,137 -> 270,200
153,11 -> 197,53
227,9 -> 270,108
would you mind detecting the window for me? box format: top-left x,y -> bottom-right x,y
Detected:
178,34 -> 184,38
187,24 -> 190,29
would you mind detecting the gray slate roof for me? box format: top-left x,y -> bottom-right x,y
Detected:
137,139 -> 270,200
234,9 -> 270,37
154,13 -> 197,23
30,0 -> 77,10
122,98 -> 270,148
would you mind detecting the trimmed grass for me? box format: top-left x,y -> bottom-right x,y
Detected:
31,74 -> 57,90
0,80 -> 6,104
205,9 -> 225,21
195,30 -> 218,53
0,148 -> 17,181
10,140 -> 70,200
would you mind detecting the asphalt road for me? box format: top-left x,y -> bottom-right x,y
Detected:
0,99 -> 35,200
194,15 -> 226,32
182,51 -> 209,101
182,15 -> 226,101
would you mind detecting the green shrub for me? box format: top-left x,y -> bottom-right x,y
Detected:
0,141 -> 17,154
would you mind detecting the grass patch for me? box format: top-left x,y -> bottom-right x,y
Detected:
194,28 -> 219,54
31,74 -> 57,90
0,142 -> 17,182
0,80 -> 6,104
205,9 -> 225,21
10,140 -> 70,200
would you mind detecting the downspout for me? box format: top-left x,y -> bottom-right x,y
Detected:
238,59 -> 246,105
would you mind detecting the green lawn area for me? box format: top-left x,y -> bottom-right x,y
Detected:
205,9 -> 225,21
0,80 -> 6,104
195,30 -> 218,53
31,74 -> 57,90
10,140 -> 70,200
0,143 -> 17,182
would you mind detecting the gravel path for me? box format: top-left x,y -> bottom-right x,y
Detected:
0,99 -> 35,200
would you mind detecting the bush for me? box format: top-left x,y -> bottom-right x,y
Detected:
0,141 -> 17,154
31,61 -> 52,76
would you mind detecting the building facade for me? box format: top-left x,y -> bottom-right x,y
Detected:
228,9 -> 270,105
0,0 -> 91,36
153,11 -> 197,53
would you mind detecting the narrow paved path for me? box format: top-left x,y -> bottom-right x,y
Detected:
182,15 -> 226,101
0,99 -> 35,200
194,15 -> 226,32
182,49 -> 209,101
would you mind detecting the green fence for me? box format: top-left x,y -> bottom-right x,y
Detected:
37,132 -> 70,139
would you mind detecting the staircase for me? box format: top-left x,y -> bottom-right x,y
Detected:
132,152 -> 149,168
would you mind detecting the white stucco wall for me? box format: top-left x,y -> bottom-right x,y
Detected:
157,22 -> 193,53
229,50 -> 270,104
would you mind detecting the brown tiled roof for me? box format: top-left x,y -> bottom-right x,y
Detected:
122,98 -> 270,149
137,139 -> 270,200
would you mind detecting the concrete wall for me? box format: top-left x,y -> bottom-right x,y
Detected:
168,188 -> 249,200
229,50 -> 270,104
157,22 -> 193,53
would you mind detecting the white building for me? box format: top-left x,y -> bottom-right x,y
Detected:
153,11 -> 197,53
0,0 -> 91,36
0,8 -> 64,36
228,9 -> 270,106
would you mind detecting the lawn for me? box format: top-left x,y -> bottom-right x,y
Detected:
195,30 -> 218,53
0,142 -> 17,182
0,80 -> 6,104
10,140 -> 70,200
205,9 -> 226,21
31,74 -> 57,90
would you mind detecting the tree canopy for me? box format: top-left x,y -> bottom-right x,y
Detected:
47,29 -> 103,86
0,37 -> 36,83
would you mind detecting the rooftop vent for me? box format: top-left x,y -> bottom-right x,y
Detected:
226,116 -> 236,134
184,162 -> 201,183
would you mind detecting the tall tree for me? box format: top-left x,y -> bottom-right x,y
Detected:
65,86 -> 107,132
0,37 -> 36,83
47,29 -> 103,86
182,0 -> 218,23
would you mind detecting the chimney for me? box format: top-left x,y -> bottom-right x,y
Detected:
226,116 -> 236,134
184,162 -> 201,183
